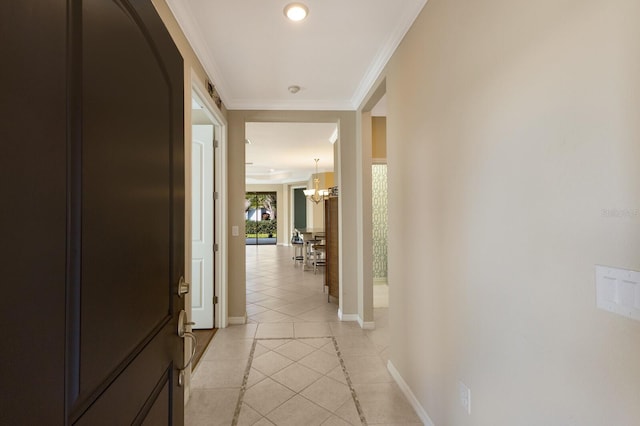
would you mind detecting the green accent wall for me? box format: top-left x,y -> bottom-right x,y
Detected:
293,188 -> 307,230
372,164 -> 388,280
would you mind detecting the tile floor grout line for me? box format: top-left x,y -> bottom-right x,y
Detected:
255,335 -> 332,340
332,336 -> 368,426
235,336 -> 368,425
187,247 -> 414,424
251,337 -> 335,423
231,338 -> 258,426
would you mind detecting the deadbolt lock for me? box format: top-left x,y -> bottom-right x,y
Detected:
177,276 -> 189,297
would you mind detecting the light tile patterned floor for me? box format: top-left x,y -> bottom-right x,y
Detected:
186,245 -> 422,426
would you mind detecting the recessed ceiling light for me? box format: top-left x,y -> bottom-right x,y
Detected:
284,3 -> 308,21
288,85 -> 301,94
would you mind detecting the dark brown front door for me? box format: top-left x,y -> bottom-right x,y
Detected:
1,0 -> 185,424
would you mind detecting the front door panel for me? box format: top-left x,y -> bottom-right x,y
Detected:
70,0 -> 184,423
1,0 -> 184,423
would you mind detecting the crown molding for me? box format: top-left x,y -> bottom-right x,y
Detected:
165,0 -> 231,105
166,0 -> 427,112
226,98 -> 355,112
350,0 -> 428,109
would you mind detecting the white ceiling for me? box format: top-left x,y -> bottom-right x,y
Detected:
174,0 -> 423,184
167,0 -> 426,111
245,122 -> 336,185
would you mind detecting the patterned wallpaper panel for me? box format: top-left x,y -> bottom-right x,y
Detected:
372,164 -> 388,280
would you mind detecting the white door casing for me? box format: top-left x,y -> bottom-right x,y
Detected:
191,124 -> 214,328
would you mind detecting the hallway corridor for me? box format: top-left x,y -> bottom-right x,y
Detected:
185,245 -> 421,425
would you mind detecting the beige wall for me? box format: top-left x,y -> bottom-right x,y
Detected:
153,0 -> 228,315
357,112 -> 374,325
358,81 -> 388,326
227,110 -> 359,320
386,0 -> 640,424
153,0 -> 229,404
227,112 -> 248,320
372,117 -> 387,160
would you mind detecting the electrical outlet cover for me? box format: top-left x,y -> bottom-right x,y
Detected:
459,381 -> 471,414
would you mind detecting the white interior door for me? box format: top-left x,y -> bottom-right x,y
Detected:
191,124 -> 214,328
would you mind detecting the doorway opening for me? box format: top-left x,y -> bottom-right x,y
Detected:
189,83 -> 228,335
245,191 -> 277,245
372,163 -> 388,307
370,93 -> 389,309
243,121 -> 338,320
191,122 -> 215,331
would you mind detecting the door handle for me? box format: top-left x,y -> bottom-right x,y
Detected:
177,276 -> 190,297
177,310 -> 198,387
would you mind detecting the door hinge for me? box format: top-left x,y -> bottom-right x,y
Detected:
213,296 -> 218,304
214,139 -> 219,148
213,243 -> 219,252
213,191 -> 219,200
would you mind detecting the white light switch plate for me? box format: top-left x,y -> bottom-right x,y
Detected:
232,225 -> 239,237
596,265 -> 640,321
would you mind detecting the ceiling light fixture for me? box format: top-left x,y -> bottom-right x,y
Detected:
284,3 -> 308,21
303,158 -> 329,204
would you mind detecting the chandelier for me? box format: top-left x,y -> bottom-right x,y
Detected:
303,158 -> 329,204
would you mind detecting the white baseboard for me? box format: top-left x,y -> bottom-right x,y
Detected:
338,309 -> 359,322
387,360 -> 435,426
357,316 -> 376,330
228,315 -> 247,325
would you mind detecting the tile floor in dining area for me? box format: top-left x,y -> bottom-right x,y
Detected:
185,245 -> 422,426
